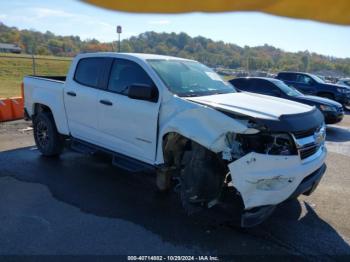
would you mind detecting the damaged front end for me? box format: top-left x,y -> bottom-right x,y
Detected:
223,120 -> 327,227
157,95 -> 327,227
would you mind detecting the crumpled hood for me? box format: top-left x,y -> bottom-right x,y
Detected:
184,92 -> 313,120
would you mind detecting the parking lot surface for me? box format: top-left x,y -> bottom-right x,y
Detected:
0,113 -> 350,260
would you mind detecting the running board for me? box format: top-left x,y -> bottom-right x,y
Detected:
70,138 -> 155,173
71,139 -> 98,155
112,154 -> 153,173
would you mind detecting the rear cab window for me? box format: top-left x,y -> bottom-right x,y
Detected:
74,57 -> 112,88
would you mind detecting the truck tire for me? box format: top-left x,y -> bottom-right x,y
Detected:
180,141 -> 227,213
33,112 -> 64,157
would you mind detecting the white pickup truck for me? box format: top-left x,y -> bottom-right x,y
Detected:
24,53 -> 327,227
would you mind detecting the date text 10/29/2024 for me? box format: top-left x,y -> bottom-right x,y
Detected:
127,256 -> 219,261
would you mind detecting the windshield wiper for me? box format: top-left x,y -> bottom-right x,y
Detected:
210,91 -> 232,95
181,93 -> 200,97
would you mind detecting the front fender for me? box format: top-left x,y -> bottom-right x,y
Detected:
155,96 -> 256,164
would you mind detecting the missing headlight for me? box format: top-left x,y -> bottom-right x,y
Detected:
237,133 -> 297,156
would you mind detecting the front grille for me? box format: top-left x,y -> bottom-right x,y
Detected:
292,124 -> 325,160
299,144 -> 318,160
293,127 -> 317,139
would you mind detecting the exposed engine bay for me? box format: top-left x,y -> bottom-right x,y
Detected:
223,132 -> 297,161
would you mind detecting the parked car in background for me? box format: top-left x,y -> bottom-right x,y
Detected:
229,77 -> 344,124
276,72 -> 350,109
337,78 -> 350,88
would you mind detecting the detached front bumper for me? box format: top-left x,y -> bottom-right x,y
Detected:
288,163 -> 326,199
240,163 -> 326,227
228,145 -> 327,218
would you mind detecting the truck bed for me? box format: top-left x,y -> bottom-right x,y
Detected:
23,74 -> 69,135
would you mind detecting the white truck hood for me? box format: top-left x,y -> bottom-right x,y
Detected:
185,92 -> 313,120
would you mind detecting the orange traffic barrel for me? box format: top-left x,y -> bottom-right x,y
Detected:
21,82 -> 24,100
0,98 -> 13,122
10,97 -> 24,120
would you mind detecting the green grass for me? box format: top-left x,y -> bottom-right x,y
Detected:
222,75 -> 234,81
0,53 -> 71,98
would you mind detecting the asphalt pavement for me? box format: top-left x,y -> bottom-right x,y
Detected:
0,114 -> 350,260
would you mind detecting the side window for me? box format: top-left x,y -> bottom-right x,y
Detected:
278,73 -> 296,82
296,74 -> 313,85
108,59 -> 155,94
230,79 -> 247,90
235,79 -> 257,92
247,79 -> 262,93
253,80 -> 279,95
74,58 -> 108,88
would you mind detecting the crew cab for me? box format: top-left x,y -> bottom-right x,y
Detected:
230,77 -> 344,124
276,71 -> 350,108
24,53 -> 327,227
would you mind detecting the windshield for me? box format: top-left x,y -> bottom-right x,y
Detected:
272,79 -> 303,97
147,59 -> 235,97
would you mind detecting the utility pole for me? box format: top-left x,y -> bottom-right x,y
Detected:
116,25 -> 122,52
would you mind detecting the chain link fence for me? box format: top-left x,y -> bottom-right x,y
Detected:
0,54 -> 72,98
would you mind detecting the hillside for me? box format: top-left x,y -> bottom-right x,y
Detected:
1,22 -> 350,76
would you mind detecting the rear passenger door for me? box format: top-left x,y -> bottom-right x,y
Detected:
97,58 -> 160,164
65,57 -> 112,144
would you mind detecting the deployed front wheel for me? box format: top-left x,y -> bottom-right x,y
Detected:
33,112 -> 64,156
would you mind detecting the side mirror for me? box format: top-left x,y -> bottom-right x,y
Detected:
128,83 -> 158,102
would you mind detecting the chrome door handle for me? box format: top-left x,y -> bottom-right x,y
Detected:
66,91 -> 76,97
100,100 -> 113,106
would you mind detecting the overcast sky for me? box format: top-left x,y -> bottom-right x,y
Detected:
1,0 -> 349,58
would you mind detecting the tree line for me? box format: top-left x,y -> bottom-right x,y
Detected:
1,22 -> 349,76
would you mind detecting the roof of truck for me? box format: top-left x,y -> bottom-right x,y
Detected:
77,52 -> 193,62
